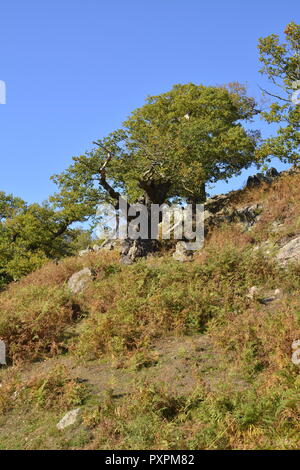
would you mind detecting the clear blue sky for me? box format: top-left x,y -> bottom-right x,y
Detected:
0,0 -> 298,203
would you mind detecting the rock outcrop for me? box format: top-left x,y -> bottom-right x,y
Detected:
120,239 -> 159,265
276,236 -> 300,266
246,168 -> 279,188
78,241 -> 115,257
203,168 -> 279,234
204,201 -> 263,232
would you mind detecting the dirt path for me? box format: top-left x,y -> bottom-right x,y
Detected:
15,334 -> 245,398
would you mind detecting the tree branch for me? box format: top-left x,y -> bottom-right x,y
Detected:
258,85 -> 291,103
97,150 -> 130,216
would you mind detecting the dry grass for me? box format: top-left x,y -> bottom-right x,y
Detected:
0,170 -> 300,449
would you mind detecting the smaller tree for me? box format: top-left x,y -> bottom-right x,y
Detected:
0,191 -> 92,287
257,22 -> 300,164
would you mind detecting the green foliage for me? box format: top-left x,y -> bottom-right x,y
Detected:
257,22 -> 300,164
79,376 -> 300,450
51,83 -> 259,218
24,365 -> 89,411
0,365 -> 89,417
122,83 -> 259,199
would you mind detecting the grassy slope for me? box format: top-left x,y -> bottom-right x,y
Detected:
0,171 -> 300,450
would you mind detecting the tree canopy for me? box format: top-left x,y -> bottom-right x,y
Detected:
52,82 -> 260,221
2,29 -> 299,284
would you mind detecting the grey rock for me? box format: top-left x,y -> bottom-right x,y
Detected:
120,239 -> 158,265
205,193 -> 233,215
291,340 -> 300,366
173,241 -> 194,262
0,340 -> 6,365
229,203 -> 262,228
292,350 -> 300,366
99,240 -> 116,251
247,287 -> 282,304
292,339 -> 300,351
246,286 -> 259,300
246,173 -> 266,188
79,240 -> 116,257
67,268 -> 92,294
203,168 -> 280,235
276,236 -> 300,265
57,408 -> 82,430
78,248 -> 92,257
204,201 -> 262,234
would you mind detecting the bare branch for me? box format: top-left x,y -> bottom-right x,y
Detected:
100,151 -> 113,173
95,149 -> 131,216
258,86 -> 291,103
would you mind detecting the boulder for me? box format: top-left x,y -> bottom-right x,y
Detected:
246,173 -> 266,188
276,236 -> 300,265
67,268 -> 92,294
205,193 -> 231,214
291,340 -> 300,366
292,339 -> 300,351
57,408 -> 82,430
228,203 -> 262,228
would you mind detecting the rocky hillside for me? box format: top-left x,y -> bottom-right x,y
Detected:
0,168 -> 300,450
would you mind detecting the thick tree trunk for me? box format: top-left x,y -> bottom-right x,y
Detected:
138,180 -> 171,206
99,173 -> 167,264
120,180 -> 170,264
187,182 -> 206,205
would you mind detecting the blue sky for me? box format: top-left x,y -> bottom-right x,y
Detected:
0,0 -> 298,203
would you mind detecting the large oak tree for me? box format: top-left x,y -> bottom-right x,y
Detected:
52,83 -> 260,230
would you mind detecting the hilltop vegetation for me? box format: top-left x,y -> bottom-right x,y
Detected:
0,171 -> 300,450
